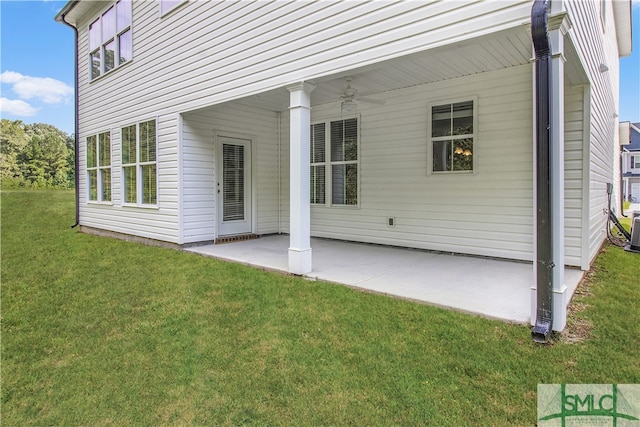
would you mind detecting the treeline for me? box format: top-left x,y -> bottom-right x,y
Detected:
1,119 -> 75,189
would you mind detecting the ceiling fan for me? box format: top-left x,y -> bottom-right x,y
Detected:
339,77 -> 385,106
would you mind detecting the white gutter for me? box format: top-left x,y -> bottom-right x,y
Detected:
612,0 -> 633,57
54,1 -> 79,23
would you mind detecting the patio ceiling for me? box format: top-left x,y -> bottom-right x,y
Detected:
234,25 -> 535,112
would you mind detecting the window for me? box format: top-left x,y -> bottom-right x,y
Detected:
429,99 -> 476,173
122,119 -> 157,205
89,0 -> 132,80
633,155 -> 640,169
310,118 -> 358,206
310,123 -> 326,204
86,131 -> 112,202
160,0 -> 186,15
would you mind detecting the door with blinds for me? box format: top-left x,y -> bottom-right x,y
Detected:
217,137 -> 252,236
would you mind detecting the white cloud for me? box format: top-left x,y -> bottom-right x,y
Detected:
0,71 -> 73,104
0,97 -> 39,117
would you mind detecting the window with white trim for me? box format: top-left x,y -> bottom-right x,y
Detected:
310,123 -> 326,204
122,119 -> 157,205
160,0 -> 186,15
633,155 -> 640,169
89,0 -> 132,80
86,131 -> 112,202
429,99 -> 475,173
310,118 -> 358,206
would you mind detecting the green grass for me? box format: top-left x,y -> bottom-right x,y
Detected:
2,191 -> 639,425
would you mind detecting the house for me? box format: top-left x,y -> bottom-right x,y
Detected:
55,0 -> 632,334
621,122 -> 640,204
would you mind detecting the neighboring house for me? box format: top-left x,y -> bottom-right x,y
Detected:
56,0 -> 631,331
622,122 -> 640,203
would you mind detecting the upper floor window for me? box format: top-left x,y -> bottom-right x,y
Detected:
160,0 -> 186,16
429,99 -> 476,173
633,155 -> 640,169
89,0 -> 132,80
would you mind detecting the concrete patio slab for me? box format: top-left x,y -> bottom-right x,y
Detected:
186,235 -> 585,324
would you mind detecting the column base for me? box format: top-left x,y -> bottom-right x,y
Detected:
530,284 -> 568,332
288,247 -> 312,275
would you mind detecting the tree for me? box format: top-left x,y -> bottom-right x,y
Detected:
0,119 -> 28,180
1,120 -> 75,188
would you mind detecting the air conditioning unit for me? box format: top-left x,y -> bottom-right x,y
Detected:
625,216 -> 640,254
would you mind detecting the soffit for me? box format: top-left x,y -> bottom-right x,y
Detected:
233,26 -> 534,112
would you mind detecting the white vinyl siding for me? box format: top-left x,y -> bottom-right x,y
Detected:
69,0 -> 622,269
76,114 -> 180,244
74,1 -> 532,129
564,0 -> 621,267
181,103 -> 280,244
72,0 -> 532,246
564,85 -> 586,268
299,66 -> 534,261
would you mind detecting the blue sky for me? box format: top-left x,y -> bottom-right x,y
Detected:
0,0 -> 639,135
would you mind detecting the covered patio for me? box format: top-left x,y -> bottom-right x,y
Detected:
186,235 -> 585,324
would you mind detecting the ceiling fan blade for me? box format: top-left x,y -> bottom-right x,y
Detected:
358,96 -> 386,105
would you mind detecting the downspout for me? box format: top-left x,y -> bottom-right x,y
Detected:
59,6 -> 80,228
531,0 -> 554,343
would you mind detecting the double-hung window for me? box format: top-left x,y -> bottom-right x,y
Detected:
310,118 -> 359,206
89,0 -> 132,80
633,155 -> 640,169
429,99 -> 476,173
86,131 -> 112,202
122,119 -> 157,205
310,123 -> 326,204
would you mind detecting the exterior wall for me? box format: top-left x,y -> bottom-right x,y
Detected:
181,104 -> 280,244
565,0 -> 623,266
71,0 -> 532,246
279,65 -> 536,262
77,113 -> 181,243
564,84 -> 586,267
68,0 -> 625,268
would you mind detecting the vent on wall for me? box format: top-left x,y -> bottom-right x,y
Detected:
388,217 -> 395,227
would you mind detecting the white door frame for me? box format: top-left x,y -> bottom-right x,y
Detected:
215,132 -> 255,237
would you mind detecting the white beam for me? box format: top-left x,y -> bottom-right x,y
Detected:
549,18 -> 568,332
287,82 -> 315,275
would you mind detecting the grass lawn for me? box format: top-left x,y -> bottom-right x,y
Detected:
2,190 -> 639,425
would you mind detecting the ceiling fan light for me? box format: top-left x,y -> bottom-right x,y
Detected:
341,99 -> 357,119
463,149 -> 472,156
454,147 -> 464,154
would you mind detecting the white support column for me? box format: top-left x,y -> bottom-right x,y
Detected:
287,82 -> 315,275
549,14 -> 571,331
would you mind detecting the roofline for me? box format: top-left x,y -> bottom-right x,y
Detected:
631,123 -> 640,134
612,0 -> 633,57
54,1 -> 80,23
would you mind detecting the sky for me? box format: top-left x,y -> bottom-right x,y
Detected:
0,0 -> 639,135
